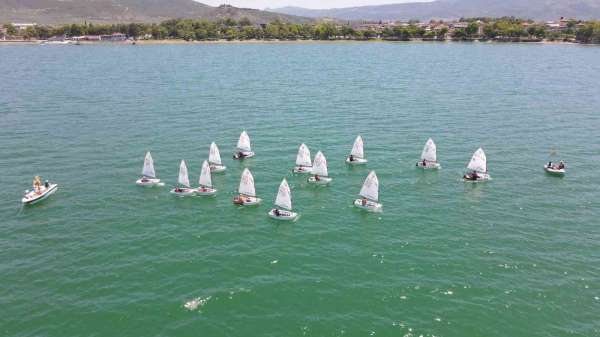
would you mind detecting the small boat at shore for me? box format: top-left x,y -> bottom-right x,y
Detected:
268,178 -> 298,221
416,138 -> 441,169
170,160 -> 195,196
293,143 -> 313,173
196,160 -> 217,196
22,176 -> 58,205
354,171 -> 382,212
463,148 -> 490,182
136,151 -> 164,186
544,160 -> 566,175
346,135 -> 367,164
233,168 -> 261,206
308,151 -> 332,185
233,131 -> 255,160
209,142 -> 226,173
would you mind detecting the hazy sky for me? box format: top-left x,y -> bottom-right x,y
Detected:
200,0 -> 423,10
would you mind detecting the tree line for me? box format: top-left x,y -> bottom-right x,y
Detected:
3,18 -> 600,44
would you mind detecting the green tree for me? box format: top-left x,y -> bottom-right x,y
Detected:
3,23 -> 17,35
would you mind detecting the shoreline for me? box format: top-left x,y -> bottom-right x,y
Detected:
0,38 -> 593,46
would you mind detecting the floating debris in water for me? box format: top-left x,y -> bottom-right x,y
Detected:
271,259 -> 278,264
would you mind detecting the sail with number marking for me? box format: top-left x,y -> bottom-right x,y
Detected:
238,168 -> 256,197
199,160 -> 212,188
178,160 -> 190,187
350,135 -> 364,159
142,152 -> 156,178
237,131 -> 252,152
312,151 -> 328,177
421,138 -> 437,162
359,171 -> 379,202
467,148 -> 487,173
296,143 -> 312,167
209,142 -> 222,165
275,178 -> 292,210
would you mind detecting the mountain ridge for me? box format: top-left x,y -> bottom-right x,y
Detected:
271,0 -> 600,21
0,0 -> 311,24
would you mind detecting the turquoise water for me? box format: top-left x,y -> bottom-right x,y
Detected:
1,42 -> 599,337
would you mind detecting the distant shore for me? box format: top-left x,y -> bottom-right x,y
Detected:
0,38 -> 590,46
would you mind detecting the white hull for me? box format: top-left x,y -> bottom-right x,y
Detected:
544,165 -> 565,175
268,209 -> 298,221
170,187 -> 196,196
463,173 -> 490,182
293,166 -> 313,174
22,184 -> 58,204
346,157 -> 368,165
195,187 -> 217,196
307,176 -> 332,185
209,164 -> 227,173
233,195 -> 261,206
233,151 -> 255,160
416,161 -> 441,169
353,199 -> 382,212
136,177 -> 164,187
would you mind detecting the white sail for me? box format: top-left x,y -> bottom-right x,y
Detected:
199,160 -> 212,187
312,151 -> 328,177
178,160 -> 190,187
359,171 -> 379,202
350,135 -> 364,158
296,143 -> 312,167
421,138 -> 437,162
237,131 -> 252,152
274,178 -> 292,210
209,142 -> 222,165
238,168 -> 256,197
142,151 -> 156,178
467,148 -> 487,173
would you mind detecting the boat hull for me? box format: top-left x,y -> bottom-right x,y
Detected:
353,199 -> 382,212
233,196 -> 261,206
544,165 -> 565,175
346,157 -> 368,165
293,166 -> 313,174
195,187 -> 217,196
136,177 -> 164,187
170,188 -> 196,196
22,184 -> 58,204
307,176 -> 332,185
209,164 -> 227,173
233,151 -> 255,160
416,161 -> 441,169
268,209 -> 298,221
463,173 -> 490,182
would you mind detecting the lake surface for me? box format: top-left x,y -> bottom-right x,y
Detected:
1,42 -> 599,337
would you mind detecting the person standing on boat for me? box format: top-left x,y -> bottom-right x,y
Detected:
33,176 -> 42,192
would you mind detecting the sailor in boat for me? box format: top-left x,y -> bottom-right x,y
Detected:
348,154 -> 355,162
233,194 -> 251,204
314,174 -> 320,181
464,171 -> 479,181
234,151 -> 246,159
547,161 -> 552,168
361,197 -> 367,206
44,180 -> 49,188
558,160 -> 565,169
274,209 -> 280,216
174,187 -> 184,193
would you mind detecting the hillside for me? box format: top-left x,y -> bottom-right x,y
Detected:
0,0 -> 310,24
272,0 -> 600,21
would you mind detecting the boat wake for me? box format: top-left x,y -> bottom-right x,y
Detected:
184,296 -> 211,311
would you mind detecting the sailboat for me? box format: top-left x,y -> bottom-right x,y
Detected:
353,171 -> 382,212
196,160 -> 217,196
233,131 -> 255,159
346,135 -> 367,164
307,151 -> 332,185
293,143 -> 313,173
233,168 -> 261,205
22,176 -> 58,205
136,151 -> 164,186
208,142 -> 226,173
268,178 -> 298,220
416,138 -> 441,169
170,160 -> 196,196
463,148 -> 490,182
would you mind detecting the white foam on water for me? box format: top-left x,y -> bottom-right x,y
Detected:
184,296 -> 211,311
